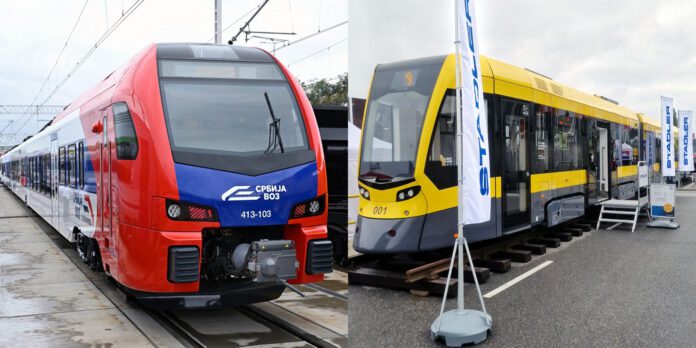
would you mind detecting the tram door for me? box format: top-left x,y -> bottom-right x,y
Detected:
50,137 -> 58,226
588,124 -> 610,204
98,110 -> 115,274
501,99 -> 531,230
598,128 -> 609,198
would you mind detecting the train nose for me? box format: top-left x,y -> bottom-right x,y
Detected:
353,215 -> 426,253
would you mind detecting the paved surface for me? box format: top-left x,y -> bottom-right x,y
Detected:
349,191 -> 696,347
0,186 -> 159,347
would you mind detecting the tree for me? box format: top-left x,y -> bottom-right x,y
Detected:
300,73 -> 347,107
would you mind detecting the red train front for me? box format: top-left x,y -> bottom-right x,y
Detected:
1,43 -> 332,308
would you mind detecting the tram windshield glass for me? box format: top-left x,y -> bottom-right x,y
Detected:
159,60 -> 308,157
359,60 -> 442,182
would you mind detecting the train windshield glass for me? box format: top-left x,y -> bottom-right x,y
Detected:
359,61 -> 441,182
159,60 -> 308,157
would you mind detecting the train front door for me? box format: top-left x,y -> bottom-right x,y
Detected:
50,137 -> 58,226
98,110 -> 115,275
501,99 -> 531,230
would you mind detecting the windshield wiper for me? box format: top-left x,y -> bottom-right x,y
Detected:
263,92 -> 285,155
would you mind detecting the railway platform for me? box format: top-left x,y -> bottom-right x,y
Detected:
0,185 -> 165,347
349,189 -> 696,347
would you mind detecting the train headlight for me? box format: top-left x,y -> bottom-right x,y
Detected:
290,195 -> 326,219
167,203 -> 182,219
396,186 -> 421,202
166,200 -> 218,222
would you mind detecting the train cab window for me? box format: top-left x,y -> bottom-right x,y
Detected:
533,105 -> 551,172
58,147 -> 66,185
78,142 -> 84,188
425,91 -> 457,189
68,144 -> 76,188
113,103 -> 138,160
553,110 -> 581,171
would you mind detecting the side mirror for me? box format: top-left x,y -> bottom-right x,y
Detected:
91,121 -> 103,134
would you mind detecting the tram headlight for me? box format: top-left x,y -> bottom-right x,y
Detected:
359,186 -> 370,200
396,186 -> 421,202
166,199 -> 218,222
290,195 -> 326,219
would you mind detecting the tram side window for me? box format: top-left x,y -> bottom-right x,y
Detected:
58,147 -> 66,185
553,110 -> 581,171
68,144 -> 76,188
425,91 -> 457,188
533,105 -> 551,172
113,103 -> 138,160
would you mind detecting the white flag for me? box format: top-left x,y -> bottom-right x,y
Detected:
679,110 -> 694,172
661,96 -> 675,177
456,0 -> 491,224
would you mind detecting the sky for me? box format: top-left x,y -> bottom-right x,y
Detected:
2,0 -> 695,145
478,0 -> 696,123
0,0 -> 347,146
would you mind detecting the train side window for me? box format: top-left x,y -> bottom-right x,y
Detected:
425,90 -> 457,189
113,102 -> 139,160
68,144 -> 76,188
58,147 -> 66,185
78,142 -> 84,188
553,110 -> 581,171
533,105 -> 551,172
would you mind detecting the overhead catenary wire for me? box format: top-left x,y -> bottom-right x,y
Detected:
274,20 -> 347,53
207,0 -> 266,43
7,0 -> 145,145
287,38 -> 347,67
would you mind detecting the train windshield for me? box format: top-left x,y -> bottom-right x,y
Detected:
359,61 -> 442,182
159,60 -> 308,157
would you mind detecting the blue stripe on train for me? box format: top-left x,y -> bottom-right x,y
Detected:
174,162 -> 318,226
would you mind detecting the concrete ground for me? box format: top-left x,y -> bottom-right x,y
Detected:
349,191 -> 696,347
0,186 -> 158,347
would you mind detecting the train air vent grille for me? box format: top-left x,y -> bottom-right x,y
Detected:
168,246 -> 199,283
551,84 -> 564,96
306,239 -> 333,275
534,77 -> 548,91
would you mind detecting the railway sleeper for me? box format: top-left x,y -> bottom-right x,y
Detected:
490,250 -> 532,263
528,238 -> 561,248
564,227 -> 585,237
473,258 -> 511,273
544,232 -> 573,242
571,223 -> 593,232
462,266 -> 490,284
511,243 -> 546,255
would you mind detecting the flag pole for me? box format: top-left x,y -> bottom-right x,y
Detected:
430,0 -> 492,345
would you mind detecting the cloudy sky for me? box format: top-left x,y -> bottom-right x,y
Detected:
478,0 -> 696,123
2,0 -> 694,145
0,0 -> 347,145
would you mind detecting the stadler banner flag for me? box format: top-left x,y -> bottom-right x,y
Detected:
456,0 -> 491,224
661,96 -> 675,177
679,110 -> 694,172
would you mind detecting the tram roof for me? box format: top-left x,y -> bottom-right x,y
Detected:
480,55 -> 640,125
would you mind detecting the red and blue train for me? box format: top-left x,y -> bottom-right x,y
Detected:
0,43 -> 333,308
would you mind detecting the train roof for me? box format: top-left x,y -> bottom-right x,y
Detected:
2,43 -> 276,160
480,55 -> 639,126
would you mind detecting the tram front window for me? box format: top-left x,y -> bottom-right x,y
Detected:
359,60 -> 442,183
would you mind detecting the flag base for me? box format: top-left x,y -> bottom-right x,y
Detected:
647,220 -> 679,229
431,309 -> 491,347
